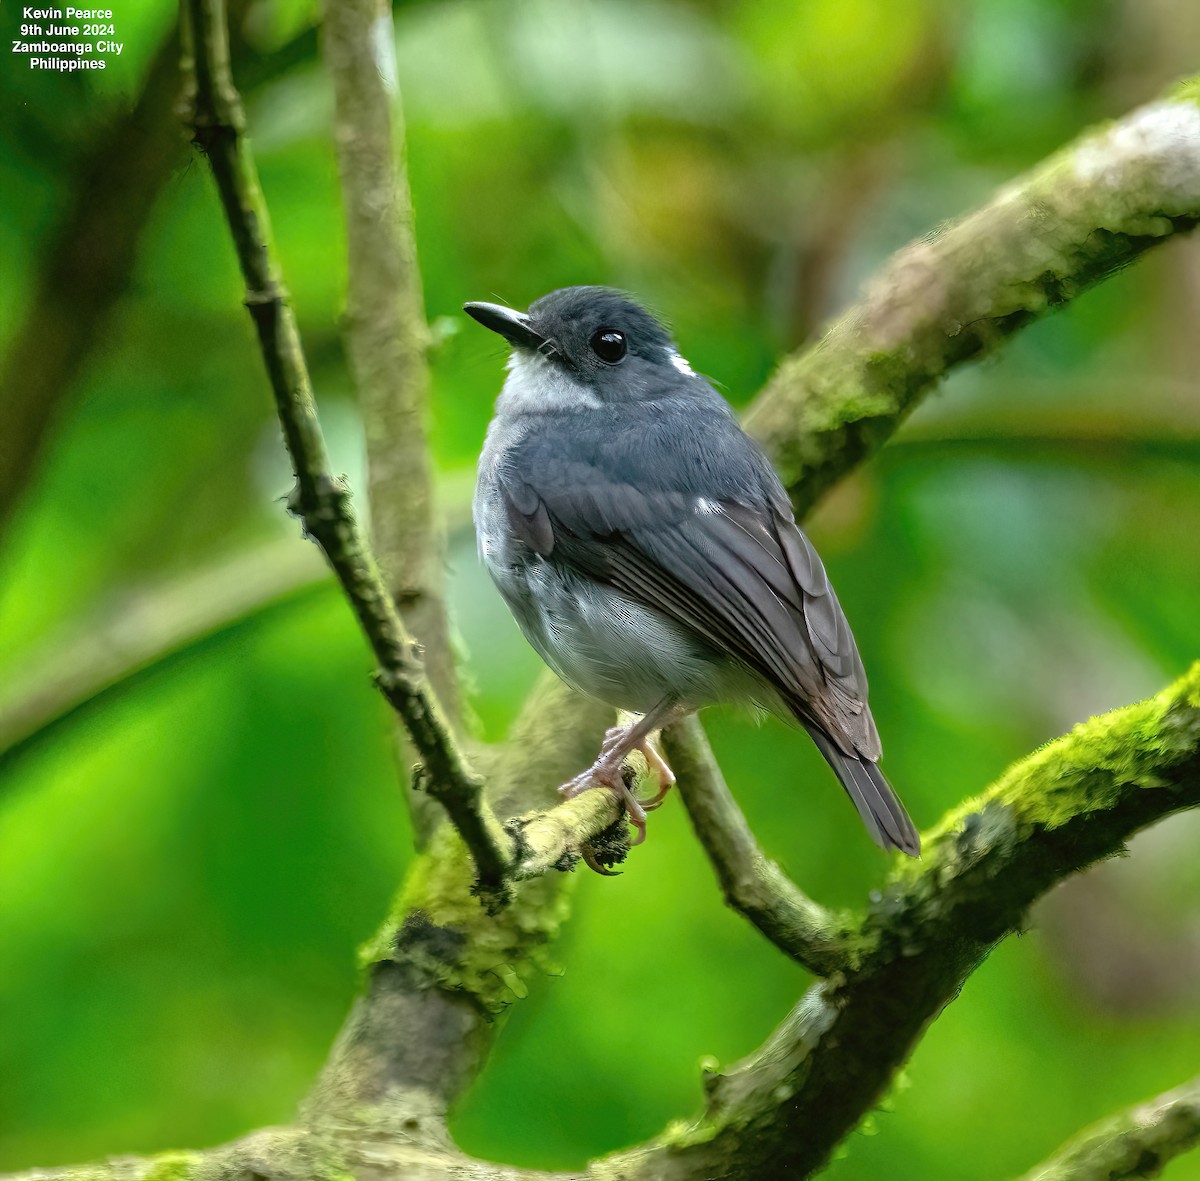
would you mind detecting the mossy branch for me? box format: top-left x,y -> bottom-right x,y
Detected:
304,691 -> 618,1134
178,0 -> 509,899
746,80 -> 1200,515
320,73 -> 1200,1173
605,663 -> 1200,1181
1015,1074 -> 1200,1181
19,668 -> 1195,1181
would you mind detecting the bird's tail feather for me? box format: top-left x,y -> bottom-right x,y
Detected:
805,727 -> 920,857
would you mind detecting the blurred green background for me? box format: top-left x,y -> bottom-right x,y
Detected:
2,0 -> 1199,1176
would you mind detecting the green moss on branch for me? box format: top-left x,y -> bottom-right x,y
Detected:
304,683 -> 614,1129
745,80 -> 1200,517
609,664 -> 1200,1181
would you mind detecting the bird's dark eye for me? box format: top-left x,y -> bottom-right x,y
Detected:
590,328 -> 627,364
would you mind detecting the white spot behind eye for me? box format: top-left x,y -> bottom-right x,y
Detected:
667,350 -> 696,376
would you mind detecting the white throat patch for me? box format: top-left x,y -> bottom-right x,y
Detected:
498,349 -> 602,414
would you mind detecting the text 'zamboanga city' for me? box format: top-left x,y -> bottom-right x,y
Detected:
12,6 -> 122,70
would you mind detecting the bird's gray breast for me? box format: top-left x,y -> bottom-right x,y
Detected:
486,547 -> 733,713
474,410 -> 733,713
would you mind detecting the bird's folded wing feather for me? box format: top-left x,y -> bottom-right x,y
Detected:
498,459 -> 880,759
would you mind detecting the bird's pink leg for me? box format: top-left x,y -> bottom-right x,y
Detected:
558,699 -> 681,844
635,737 -> 676,811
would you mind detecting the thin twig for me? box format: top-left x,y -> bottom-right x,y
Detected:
177,0 -> 510,898
505,790 -> 626,880
664,716 -> 857,977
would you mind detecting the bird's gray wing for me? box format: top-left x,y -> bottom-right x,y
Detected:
496,461 -> 879,759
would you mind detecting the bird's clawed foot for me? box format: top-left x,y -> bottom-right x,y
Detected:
558,719 -> 677,865
558,755 -> 650,848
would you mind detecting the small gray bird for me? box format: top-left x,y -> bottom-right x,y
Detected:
466,287 -> 919,858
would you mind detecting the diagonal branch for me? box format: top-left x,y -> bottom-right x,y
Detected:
664,716 -> 856,976
305,690 -> 614,1135
747,78 -> 1200,516
323,0 -> 458,844
1015,1074 -> 1200,1181
0,541 -> 327,768
606,662 -> 1200,1180
179,0 -> 658,910
11,667 -> 1196,1181
178,0 -> 509,898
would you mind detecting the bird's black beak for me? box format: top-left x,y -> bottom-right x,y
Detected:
463,301 -> 547,351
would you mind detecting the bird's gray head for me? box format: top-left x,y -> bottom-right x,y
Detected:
464,286 -> 698,413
